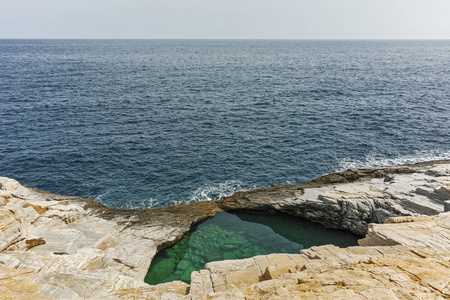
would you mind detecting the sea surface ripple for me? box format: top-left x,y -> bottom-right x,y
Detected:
1,40 -> 449,208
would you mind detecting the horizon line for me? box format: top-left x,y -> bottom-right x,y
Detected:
1,38 -> 449,41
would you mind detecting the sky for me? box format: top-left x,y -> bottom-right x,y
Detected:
1,0 -> 449,39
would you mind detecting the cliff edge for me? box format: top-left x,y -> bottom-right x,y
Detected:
0,160 -> 449,299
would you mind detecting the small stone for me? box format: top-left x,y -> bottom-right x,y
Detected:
384,175 -> 394,182
180,266 -> 196,282
223,253 -> 237,260
176,260 -> 192,271
223,244 -> 236,250
204,250 -> 222,262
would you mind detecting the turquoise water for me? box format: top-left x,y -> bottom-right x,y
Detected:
145,211 -> 359,284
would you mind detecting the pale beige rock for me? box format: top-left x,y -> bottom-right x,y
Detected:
1,160 -> 450,299
219,160 -> 450,235
0,176 -> 220,299
0,210 -> 23,252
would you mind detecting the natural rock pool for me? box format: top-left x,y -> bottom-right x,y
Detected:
145,211 -> 359,284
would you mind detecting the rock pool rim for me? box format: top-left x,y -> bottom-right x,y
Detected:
87,159 -> 450,277
15,160 -> 450,266
1,160 -> 450,298
155,208 -> 365,253
145,210 -> 360,285
101,159 -> 450,285
166,208 -> 367,246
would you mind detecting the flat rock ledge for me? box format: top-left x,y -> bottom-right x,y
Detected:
0,160 -> 449,299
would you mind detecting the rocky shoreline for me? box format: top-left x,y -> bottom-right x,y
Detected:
1,160 -> 450,299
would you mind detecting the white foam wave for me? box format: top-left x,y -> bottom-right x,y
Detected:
95,191 -> 158,209
338,150 -> 450,171
184,180 -> 258,204
94,193 -> 107,204
122,197 -> 157,210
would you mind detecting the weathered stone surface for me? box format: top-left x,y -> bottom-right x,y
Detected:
0,160 -> 450,299
219,160 -> 450,235
0,176 -> 219,299
187,213 -> 450,299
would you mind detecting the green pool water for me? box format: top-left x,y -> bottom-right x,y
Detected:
145,211 -> 359,285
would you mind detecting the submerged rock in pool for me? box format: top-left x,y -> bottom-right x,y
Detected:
204,250 -> 222,262
145,211 -> 359,284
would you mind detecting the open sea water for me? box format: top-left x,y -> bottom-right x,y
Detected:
1,40 -> 449,209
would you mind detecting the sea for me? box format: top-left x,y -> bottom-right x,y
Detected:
1,39 -> 449,209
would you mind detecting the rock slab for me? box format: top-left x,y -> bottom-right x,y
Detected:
0,160 -> 449,299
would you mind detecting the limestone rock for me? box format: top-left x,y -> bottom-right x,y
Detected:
0,160 -> 450,299
219,160 -> 450,235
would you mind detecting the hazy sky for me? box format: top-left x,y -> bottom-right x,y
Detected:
1,0 -> 449,39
